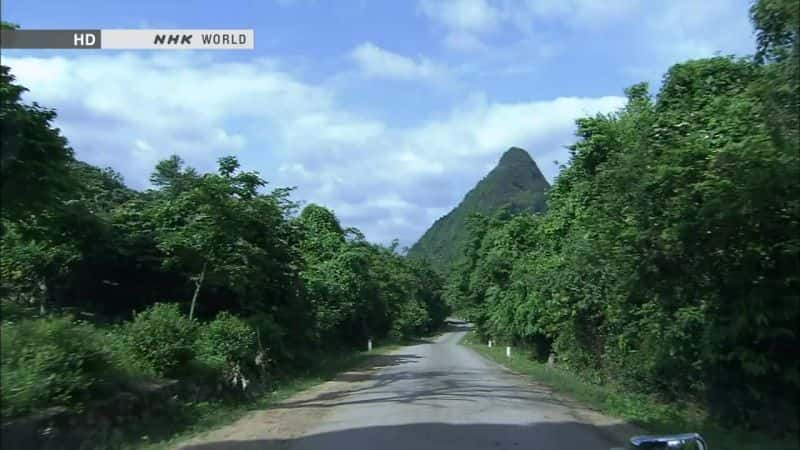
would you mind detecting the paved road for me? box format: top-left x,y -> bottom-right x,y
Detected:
185,320 -> 626,450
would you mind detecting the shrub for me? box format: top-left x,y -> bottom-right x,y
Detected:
124,303 -> 197,377
101,322 -> 153,379
245,313 -> 284,375
0,316 -> 110,418
389,299 -> 429,340
197,312 -> 257,389
0,298 -> 38,322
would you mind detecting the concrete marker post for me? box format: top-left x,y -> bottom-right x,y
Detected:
506,346 -> 511,358
367,338 -> 373,352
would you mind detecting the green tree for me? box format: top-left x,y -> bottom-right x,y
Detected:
446,8 -> 800,430
0,66 -> 76,222
146,155 -> 294,319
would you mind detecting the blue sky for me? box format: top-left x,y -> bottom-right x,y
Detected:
2,0 -> 755,245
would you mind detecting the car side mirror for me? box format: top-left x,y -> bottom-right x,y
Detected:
628,433 -> 708,450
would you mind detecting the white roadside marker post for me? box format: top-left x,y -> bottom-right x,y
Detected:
506,346 -> 511,358
367,338 -> 373,352
488,339 -> 493,348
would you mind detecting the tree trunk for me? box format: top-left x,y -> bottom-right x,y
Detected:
189,261 -> 207,320
38,278 -> 47,315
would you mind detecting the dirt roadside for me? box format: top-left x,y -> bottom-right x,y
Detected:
174,353 -> 400,449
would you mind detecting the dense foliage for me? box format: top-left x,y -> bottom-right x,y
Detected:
0,317 -> 113,417
196,311 -> 259,381
407,147 -> 549,271
446,0 -> 799,434
124,303 -> 199,377
0,66 -> 448,420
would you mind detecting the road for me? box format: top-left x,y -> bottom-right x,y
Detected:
182,320 -> 627,450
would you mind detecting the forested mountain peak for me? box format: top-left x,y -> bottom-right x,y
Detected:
407,147 -> 549,272
498,146 -> 535,166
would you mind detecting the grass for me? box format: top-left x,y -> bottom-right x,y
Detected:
461,332 -> 798,450
95,341 -> 402,450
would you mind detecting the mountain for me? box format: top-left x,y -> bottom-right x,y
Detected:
407,147 -> 550,271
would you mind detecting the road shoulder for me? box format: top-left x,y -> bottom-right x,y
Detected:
460,336 -> 646,448
174,351 -> 405,449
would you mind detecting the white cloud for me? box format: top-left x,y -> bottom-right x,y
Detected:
514,0 -> 640,30
5,53 -> 352,178
417,0 -> 502,52
4,53 -> 623,245
443,31 -> 489,52
349,42 -> 447,81
645,0 -> 753,59
622,0 -> 754,80
418,0 -> 500,33
420,0 -> 628,50
419,0 -> 754,74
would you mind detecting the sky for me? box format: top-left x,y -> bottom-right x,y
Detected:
2,0 -> 756,246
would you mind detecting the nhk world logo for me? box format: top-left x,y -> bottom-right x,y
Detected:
150,30 -> 251,48
114,29 -> 253,49
0,29 -> 254,50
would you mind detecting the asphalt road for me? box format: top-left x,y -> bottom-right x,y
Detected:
185,320 -> 626,450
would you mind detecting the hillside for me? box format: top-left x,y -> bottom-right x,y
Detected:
407,147 -> 549,271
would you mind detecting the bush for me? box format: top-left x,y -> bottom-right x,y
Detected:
124,303 -> 197,377
101,322 -> 152,379
0,316 -> 111,418
197,312 -> 258,389
0,298 -> 38,322
389,299 -> 429,340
